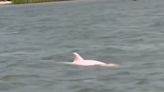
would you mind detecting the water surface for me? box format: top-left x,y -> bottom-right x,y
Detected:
0,0 -> 164,92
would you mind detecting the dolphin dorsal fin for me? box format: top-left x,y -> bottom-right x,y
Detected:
73,52 -> 84,62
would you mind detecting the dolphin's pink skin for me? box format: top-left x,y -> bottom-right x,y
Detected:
72,52 -> 119,67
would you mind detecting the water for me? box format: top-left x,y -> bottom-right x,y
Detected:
0,0 -> 164,92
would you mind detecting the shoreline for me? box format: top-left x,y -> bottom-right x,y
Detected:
0,0 -> 71,5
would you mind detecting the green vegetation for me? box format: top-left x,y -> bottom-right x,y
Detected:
12,0 -> 27,4
11,0 -> 70,4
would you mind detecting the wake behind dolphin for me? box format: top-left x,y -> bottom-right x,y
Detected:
61,52 -> 120,68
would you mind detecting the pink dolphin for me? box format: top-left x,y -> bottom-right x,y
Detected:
72,52 -> 119,67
